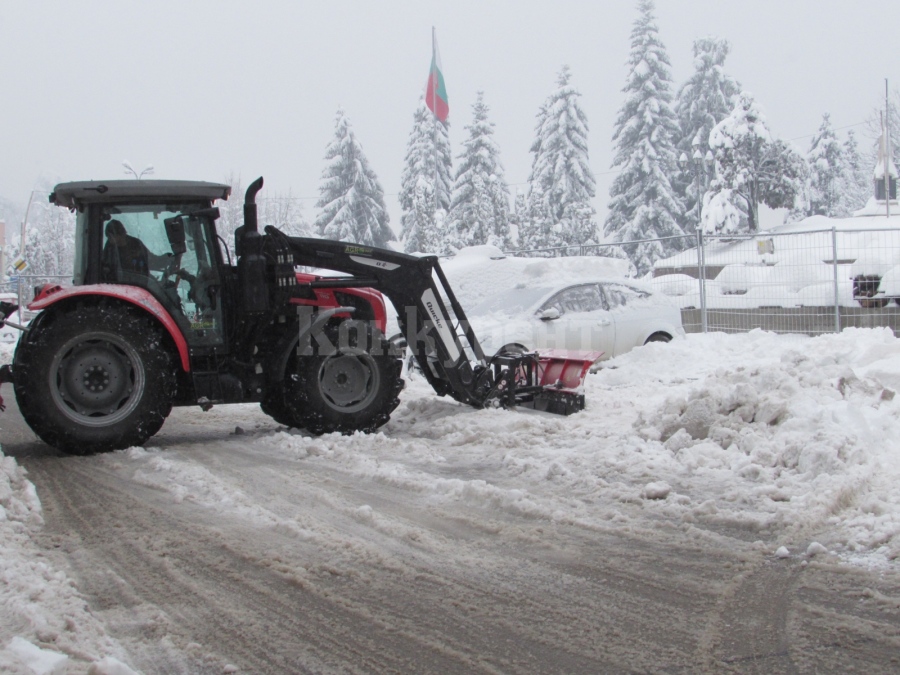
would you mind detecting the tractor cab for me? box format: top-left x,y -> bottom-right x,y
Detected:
55,180 -> 232,347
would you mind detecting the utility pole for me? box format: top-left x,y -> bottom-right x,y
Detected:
886,79 -> 892,219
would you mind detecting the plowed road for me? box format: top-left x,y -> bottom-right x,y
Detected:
2,387 -> 900,674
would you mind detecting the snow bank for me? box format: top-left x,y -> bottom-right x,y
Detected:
0,447 -> 138,674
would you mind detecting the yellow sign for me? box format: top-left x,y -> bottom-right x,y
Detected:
11,257 -> 27,273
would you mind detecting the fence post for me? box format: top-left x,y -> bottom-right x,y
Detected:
697,230 -> 708,333
832,227 -> 840,334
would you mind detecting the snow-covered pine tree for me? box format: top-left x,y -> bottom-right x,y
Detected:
673,36 -> 741,234
509,191 -> 528,249
399,99 -> 453,254
261,191 -> 312,238
523,66 -> 597,252
704,92 -> 806,234
803,113 -> 849,218
447,92 -> 511,251
866,89 -> 900,174
314,109 -> 392,248
16,194 -> 75,277
842,130 -> 871,213
604,0 -> 685,276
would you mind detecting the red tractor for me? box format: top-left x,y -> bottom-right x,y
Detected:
1,178 -> 598,454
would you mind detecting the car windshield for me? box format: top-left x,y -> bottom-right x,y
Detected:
468,287 -> 554,317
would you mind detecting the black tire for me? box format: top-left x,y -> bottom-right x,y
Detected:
644,332 -> 672,345
272,321 -> 403,435
260,391 -> 296,428
13,300 -> 176,454
497,343 -> 527,356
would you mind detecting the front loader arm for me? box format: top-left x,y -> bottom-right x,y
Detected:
280,232 -> 596,415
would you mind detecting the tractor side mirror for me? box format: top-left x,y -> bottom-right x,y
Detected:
189,207 -> 220,220
164,216 -> 187,255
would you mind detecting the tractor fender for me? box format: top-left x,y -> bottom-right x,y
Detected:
27,284 -> 191,371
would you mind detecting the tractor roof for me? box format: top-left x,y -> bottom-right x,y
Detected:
50,180 -> 232,208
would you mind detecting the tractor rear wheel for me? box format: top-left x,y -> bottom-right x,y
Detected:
272,321 -> 403,435
13,301 -> 176,454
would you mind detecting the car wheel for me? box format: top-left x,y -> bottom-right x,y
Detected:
644,332 -> 672,345
497,343 -> 527,356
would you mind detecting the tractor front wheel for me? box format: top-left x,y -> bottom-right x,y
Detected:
275,321 -> 403,435
13,301 -> 176,454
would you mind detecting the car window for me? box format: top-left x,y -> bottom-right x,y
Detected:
540,284 -> 606,316
469,286 -> 555,316
601,282 -> 650,309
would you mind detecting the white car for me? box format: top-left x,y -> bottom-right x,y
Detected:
467,279 -> 685,361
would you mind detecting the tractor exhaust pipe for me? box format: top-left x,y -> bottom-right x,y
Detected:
243,176 -> 264,234
237,176 -> 269,314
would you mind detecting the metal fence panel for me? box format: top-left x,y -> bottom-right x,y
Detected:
506,227 -> 900,338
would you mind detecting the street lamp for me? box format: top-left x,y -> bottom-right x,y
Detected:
122,161 -> 154,180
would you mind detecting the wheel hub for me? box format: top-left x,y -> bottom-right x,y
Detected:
51,336 -> 141,423
318,353 -> 378,412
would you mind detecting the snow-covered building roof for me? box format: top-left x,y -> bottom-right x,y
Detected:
651,209 -> 900,309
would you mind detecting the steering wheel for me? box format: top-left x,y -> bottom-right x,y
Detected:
158,254 -> 185,290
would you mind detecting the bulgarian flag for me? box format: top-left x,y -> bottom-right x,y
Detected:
425,29 -> 449,122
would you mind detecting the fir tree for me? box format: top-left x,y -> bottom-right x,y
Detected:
604,0 -> 685,276
399,99 -> 453,254
447,92 -> 511,250
314,109 -> 392,248
25,199 -> 75,277
804,113 -> 848,218
260,191 -> 311,238
523,66 -> 597,251
509,191 -> 528,249
704,92 -> 806,234
843,129 -> 871,212
673,36 -> 741,234
866,89 -> 900,174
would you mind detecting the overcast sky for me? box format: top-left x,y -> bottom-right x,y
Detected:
2,0 -> 899,234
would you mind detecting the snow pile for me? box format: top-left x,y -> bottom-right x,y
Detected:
600,328 -> 900,560
0,449 -> 134,673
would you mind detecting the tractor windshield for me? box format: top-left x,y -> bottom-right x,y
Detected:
99,204 -> 223,345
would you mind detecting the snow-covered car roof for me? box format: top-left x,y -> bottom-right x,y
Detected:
441,245 -> 637,310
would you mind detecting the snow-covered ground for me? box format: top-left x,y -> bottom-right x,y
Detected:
4,322 -> 900,668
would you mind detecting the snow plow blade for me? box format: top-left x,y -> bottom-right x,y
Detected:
486,349 -> 602,416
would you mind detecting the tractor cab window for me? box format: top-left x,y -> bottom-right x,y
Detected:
99,204 -> 223,345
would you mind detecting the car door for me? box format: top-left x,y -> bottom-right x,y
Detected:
599,282 -> 654,356
536,283 -> 616,357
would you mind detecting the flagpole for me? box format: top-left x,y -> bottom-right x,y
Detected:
432,26 -> 439,218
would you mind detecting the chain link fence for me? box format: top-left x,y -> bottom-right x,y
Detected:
8,229 -> 900,341
506,226 -> 900,337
